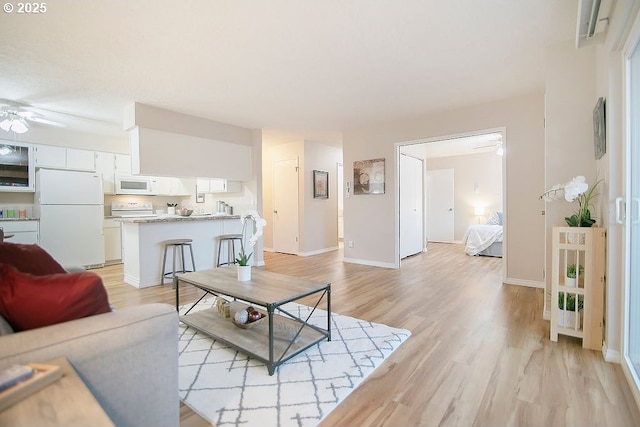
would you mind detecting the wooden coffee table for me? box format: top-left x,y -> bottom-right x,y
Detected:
174,268 -> 331,375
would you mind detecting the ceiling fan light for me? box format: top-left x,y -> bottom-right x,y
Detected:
10,119 -> 28,134
0,119 -> 11,132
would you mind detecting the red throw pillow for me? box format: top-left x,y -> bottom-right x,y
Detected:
0,243 -> 66,276
0,263 -> 111,331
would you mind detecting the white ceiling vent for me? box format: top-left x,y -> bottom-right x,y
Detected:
576,0 -> 613,47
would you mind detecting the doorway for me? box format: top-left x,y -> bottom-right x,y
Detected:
397,129 -> 506,272
272,158 -> 299,254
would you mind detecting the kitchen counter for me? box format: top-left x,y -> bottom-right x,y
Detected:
0,218 -> 39,221
119,215 -> 244,288
115,214 -> 240,223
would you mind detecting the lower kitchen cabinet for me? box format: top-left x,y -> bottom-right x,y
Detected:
0,220 -> 39,244
104,218 -> 122,264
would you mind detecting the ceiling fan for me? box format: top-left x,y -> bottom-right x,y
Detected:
0,100 -> 66,134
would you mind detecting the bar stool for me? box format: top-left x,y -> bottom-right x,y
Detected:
216,234 -> 244,267
161,239 -> 196,285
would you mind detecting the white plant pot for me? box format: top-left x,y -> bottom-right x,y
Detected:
237,265 -> 251,281
167,207 -> 176,215
558,309 -> 582,329
565,276 -> 576,287
567,232 -> 585,245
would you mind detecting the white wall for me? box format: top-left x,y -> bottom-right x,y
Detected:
302,141 -> 342,254
343,92 -> 545,282
427,151 -> 503,241
543,41 -> 598,315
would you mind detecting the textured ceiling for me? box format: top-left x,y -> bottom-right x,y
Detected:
0,1 -> 577,145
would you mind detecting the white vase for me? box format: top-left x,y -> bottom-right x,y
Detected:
567,231 -> 585,245
565,276 -> 576,287
558,309 -> 582,329
237,265 -> 251,281
167,207 -> 176,215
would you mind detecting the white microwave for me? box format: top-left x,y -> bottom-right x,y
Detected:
115,175 -> 155,195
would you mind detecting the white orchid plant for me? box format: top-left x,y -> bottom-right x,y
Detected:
540,176 -> 602,227
236,211 -> 267,266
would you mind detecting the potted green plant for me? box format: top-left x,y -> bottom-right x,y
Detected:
565,264 -> 584,287
558,292 -> 583,329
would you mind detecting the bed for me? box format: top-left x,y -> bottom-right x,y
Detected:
463,212 -> 503,257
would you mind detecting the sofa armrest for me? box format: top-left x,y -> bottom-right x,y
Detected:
0,303 -> 179,427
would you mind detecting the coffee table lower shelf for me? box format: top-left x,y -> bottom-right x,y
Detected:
180,308 -> 327,375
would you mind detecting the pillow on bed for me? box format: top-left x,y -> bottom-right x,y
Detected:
487,212 -> 503,225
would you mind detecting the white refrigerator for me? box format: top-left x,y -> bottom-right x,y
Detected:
35,169 -> 105,268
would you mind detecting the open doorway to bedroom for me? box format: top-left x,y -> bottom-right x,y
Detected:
397,129 -> 506,272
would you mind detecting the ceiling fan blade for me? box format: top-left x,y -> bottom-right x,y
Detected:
27,116 -> 66,128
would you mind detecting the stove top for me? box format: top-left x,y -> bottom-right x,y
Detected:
111,201 -> 155,217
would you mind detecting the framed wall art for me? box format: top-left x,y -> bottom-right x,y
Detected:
353,158 -> 385,195
313,170 -> 328,199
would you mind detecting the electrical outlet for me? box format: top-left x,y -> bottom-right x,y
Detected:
348,240 -> 354,248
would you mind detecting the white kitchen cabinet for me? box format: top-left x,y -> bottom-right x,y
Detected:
152,177 -> 195,196
34,145 -> 95,171
34,145 -> 66,169
104,218 -> 122,264
95,152 -> 116,194
197,178 -> 242,193
196,178 -> 210,193
174,178 -> 195,196
1,220 -> 38,244
66,148 -> 95,171
115,154 -> 131,175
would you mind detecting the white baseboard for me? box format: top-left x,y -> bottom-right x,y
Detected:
504,277 -> 545,289
602,343 -> 621,363
299,246 -> 339,257
263,247 -> 274,252
343,257 -> 397,269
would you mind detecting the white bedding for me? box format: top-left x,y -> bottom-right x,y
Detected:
463,224 -> 503,256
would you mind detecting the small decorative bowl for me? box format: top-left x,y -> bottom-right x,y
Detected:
232,313 -> 266,329
178,209 -> 193,217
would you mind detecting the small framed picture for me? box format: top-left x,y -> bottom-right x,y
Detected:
196,192 -> 205,203
313,170 -> 329,199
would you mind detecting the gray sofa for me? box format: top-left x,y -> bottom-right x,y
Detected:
0,303 -> 179,427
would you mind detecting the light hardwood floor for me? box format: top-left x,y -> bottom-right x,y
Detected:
95,243 -> 640,427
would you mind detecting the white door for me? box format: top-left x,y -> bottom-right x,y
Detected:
400,154 -> 424,258
623,24 -> 640,405
273,159 -> 299,254
426,168 -> 454,242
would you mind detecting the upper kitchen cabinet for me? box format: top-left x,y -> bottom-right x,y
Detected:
95,151 -> 116,194
115,153 -> 131,175
96,153 -> 132,194
196,178 -> 242,193
34,145 -> 95,171
0,142 -> 35,192
151,176 -> 195,196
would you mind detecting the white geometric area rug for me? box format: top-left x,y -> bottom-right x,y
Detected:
178,298 -> 411,427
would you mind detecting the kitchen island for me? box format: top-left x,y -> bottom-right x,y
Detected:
117,214 -> 243,288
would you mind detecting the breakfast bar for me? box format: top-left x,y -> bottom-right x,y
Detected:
117,215 -> 243,288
